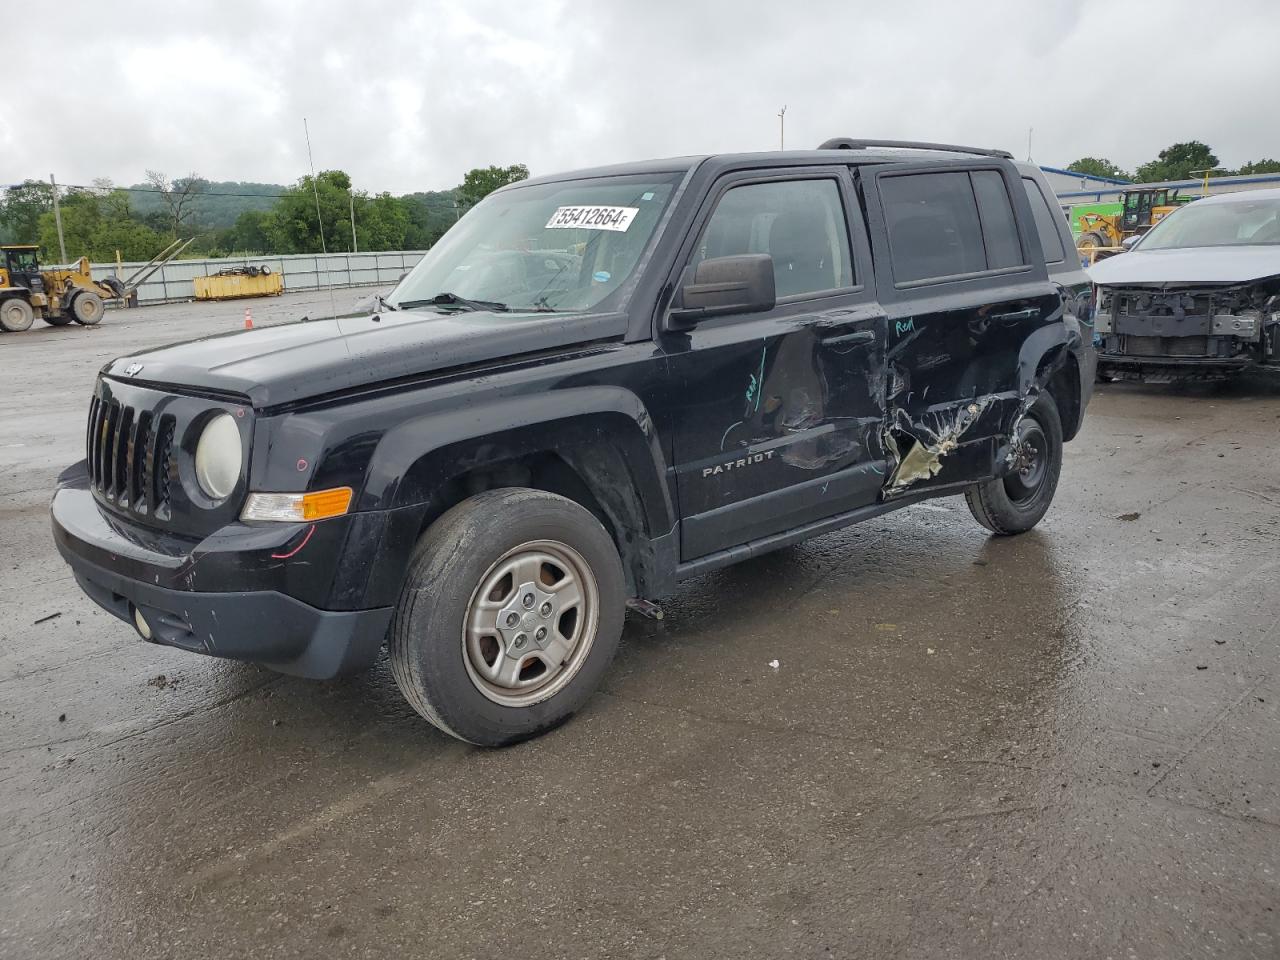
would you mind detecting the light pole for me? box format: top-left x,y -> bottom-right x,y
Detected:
50,174 -> 67,263
1190,167 -> 1224,196
778,105 -> 787,151
349,188 -> 358,253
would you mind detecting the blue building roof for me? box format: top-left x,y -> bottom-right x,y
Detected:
1039,165 -> 1133,186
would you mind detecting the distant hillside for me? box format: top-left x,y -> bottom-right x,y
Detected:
124,180 -> 284,230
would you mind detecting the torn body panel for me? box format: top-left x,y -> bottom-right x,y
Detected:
875,288 -> 1071,498
883,397 -> 995,492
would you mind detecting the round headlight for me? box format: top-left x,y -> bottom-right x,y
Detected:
194,413 -> 243,500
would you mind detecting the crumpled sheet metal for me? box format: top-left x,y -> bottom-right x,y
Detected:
883,397 -> 995,491
878,340 -> 1072,495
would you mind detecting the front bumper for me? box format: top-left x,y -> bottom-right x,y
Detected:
51,463 -> 392,678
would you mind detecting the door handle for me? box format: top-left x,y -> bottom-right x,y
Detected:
990,308 -> 1040,324
820,329 -> 876,347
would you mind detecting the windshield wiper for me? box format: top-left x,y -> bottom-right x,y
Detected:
374,293 -> 398,312
396,292 -> 509,313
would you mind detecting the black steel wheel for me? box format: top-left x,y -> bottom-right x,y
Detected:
964,393 -> 1063,536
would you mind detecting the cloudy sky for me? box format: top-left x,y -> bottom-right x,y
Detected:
6,0 -> 1279,194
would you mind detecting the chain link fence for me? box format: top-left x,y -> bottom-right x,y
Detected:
87,251 -> 427,306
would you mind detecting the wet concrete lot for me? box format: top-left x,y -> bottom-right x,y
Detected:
2,292 -> 1279,959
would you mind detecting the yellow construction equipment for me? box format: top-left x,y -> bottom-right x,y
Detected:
0,238 -> 193,333
1076,187 -> 1187,255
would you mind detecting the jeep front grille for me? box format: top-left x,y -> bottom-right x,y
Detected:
86,396 -> 176,517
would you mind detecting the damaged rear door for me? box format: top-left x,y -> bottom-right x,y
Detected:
862,162 -> 1061,496
661,168 -> 888,561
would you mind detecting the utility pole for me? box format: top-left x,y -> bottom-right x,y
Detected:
778,106 -> 787,151
1026,127 -> 1033,162
349,189 -> 358,253
49,174 -> 67,263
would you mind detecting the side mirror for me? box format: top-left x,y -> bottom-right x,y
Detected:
668,254 -> 775,328
1121,234 -> 1142,251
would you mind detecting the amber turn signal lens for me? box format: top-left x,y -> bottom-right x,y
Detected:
300,487 -> 353,520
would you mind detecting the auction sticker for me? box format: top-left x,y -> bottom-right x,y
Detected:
545,205 -> 639,232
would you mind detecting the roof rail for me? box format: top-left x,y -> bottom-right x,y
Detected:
817,138 -> 1013,160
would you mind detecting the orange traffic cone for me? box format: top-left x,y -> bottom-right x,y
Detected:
244,307 -> 254,330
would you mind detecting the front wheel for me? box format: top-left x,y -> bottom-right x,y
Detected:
389,488 -> 626,746
964,392 -> 1063,535
70,290 -> 105,325
0,298 -> 34,332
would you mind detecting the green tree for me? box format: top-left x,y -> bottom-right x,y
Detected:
357,192 -> 409,251
1234,158 -> 1280,176
229,209 -> 272,253
402,190 -> 460,248
92,216 -> 169,261
265,170 -> 413,254
1066,157 -> 1130,180
37,190 -> 99,261
35,188 -> 168,262
457,164 -> 529,209
1134,141 -> 1219,183
264,170 -> 353,253
0,180 -> 54,245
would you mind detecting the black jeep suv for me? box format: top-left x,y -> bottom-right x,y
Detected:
52,139 -> 1095,745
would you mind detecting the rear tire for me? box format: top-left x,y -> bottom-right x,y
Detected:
0,298 -> 34,332
389,488 -> 626,746
70,290 -> 105,325
1077,231 -> 1106,251
964,392 -> 1063,536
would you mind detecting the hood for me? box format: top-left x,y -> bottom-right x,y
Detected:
103,308 -> 625,408
1089,245 -> 1280,287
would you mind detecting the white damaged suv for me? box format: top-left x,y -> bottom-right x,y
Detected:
1090,188 -> 1280,382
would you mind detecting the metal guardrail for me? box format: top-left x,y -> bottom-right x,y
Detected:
84,250 -> 428,306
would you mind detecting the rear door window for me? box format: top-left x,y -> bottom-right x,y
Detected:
1020,178 -> 1066,264
879,172 -> 987,283
971,171 -> 1026,269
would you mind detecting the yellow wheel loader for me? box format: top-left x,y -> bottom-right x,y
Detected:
0,238 -> 193,333
1076,188 -> 1189,254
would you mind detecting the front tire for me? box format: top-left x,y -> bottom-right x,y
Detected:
389,488 -> 625,746
964,392 -> 1063,535
70,290 -> 105,325
0,298 -> 34,332
1077,231 -> 1106,251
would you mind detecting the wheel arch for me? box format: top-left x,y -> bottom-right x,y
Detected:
353,387 -> 677,604
1017,322 -> 1084,441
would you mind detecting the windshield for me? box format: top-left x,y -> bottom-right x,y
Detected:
389,173 -> 682,314
1139,196 -> 1280,250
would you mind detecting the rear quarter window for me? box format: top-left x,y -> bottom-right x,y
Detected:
1020,177 -> 1066,264
971,171 -> 1026,269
